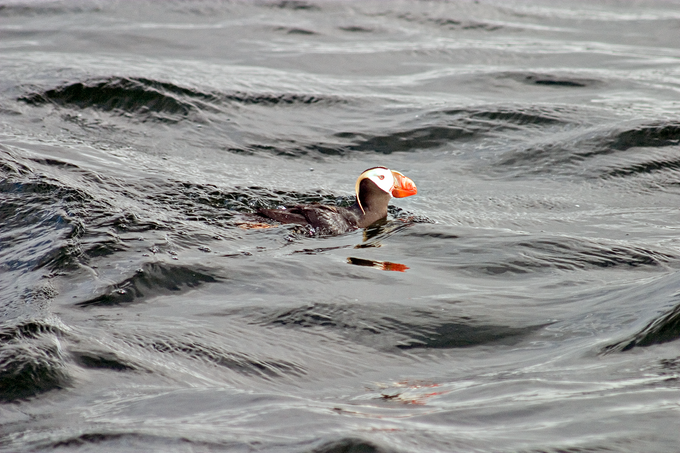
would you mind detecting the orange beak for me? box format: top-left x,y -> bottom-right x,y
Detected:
391,171 -> 417,198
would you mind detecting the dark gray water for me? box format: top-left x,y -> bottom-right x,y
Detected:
2,0 -> 680,451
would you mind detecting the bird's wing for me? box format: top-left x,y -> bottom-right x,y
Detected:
298,205 -> 357,234
258,205 -> 358,235
257,208 -> 309,225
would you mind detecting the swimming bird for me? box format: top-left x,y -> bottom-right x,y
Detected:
257,167 -> 417,235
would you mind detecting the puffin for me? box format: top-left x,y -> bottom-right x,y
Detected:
257,167 -> 417,235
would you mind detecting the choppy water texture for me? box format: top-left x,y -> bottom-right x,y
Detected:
2,0 -> 680,451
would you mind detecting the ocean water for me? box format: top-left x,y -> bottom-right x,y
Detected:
2,0 -> 680,451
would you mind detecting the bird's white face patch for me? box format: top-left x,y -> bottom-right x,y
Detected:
359,167 -> 395,196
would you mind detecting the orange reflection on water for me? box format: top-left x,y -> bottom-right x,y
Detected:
347,257 -> 409,272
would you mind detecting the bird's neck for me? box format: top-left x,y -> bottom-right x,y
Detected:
354,179 -> 392,228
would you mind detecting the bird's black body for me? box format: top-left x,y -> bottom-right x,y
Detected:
258,204 -> 362,235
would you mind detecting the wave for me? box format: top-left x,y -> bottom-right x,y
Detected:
608,123 -> 680,151
43,432 -> 234,452
76,263 -> 219,307
0,180 -> 83,274
123,330 -> 306,380
298,105 -> 576,157
0,153 -> 141,275
266,1 -> 320,11
312,438 -> 389,453
402,229 -> 676,276
338,125 -> 478,154
70,349 -> 137,372
0,319 -> 70,402
505,72 -> 601,88
19,77 -> 210,123
603,302 -> 680,353
447,106 -> 568,126
19,77 -> 344,125
277,26 -> 318,35
396,11 -> 503,32
0,2 -> 101,17
248,302 -> 541,351
512,238 -> 675,271
50,433 -> 168,450
492,120 -> 680,181
339,26 -> 374,33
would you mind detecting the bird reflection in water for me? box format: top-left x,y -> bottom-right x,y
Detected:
345,218 -> 411,272
346,257 -> 409,272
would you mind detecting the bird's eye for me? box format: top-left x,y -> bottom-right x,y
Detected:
378,175 -> 385,180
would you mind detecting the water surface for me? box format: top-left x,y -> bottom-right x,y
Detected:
2,1 -> 680,452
